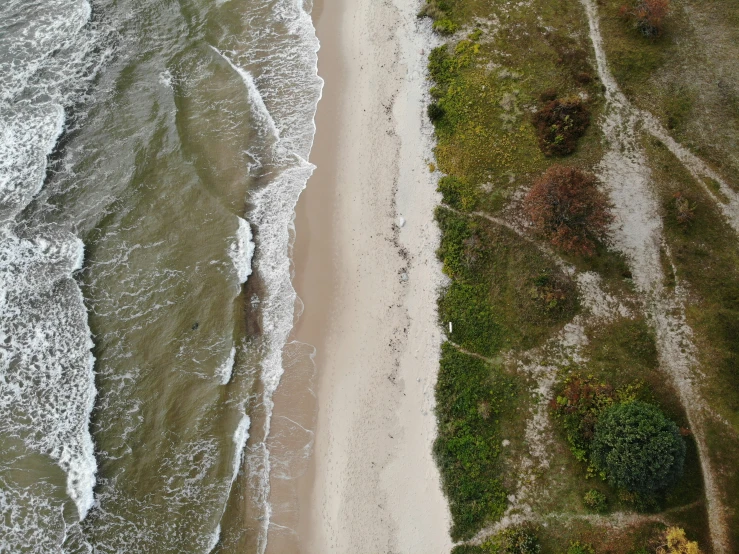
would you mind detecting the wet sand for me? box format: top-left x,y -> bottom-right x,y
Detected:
266,0 -> 453,549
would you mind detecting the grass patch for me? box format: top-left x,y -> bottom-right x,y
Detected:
598,0 -> 739,181
428,11 -> 605,208
547,315 -> 706,514
437,208 -> 579,357
644,137 -> 739,426
642,135 -> 739,544
424,0 -> 724,546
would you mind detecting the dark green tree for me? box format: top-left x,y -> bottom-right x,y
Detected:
591,401 -> 685,495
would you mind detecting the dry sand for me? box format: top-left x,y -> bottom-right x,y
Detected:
265,0 -> 453,550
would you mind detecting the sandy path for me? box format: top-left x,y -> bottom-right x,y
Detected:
284,0 -> 453,550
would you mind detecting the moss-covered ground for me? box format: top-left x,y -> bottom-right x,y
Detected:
422,0 -> 739,550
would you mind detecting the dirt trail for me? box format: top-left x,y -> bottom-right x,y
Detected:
579,0 -> 739,234
580,0 -> 730,550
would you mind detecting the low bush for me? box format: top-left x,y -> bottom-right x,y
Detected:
532,97 -> 590,156
551,375 -> 617,461
583,489 -> 608,513
436,207 -> 477,279
439,282 -> 504,356
529,271 -> 572,314
539,88 -> 559,103
502,527 -> 542,554
418,0 -> 446,19
433,18 -> 459,35
452,526 -> 542,554
591,401 -> 686,495
672,192 -> 695,226
438,175 -> 479,212
656,527 -> 702,554
566,542 -> 595,554
524,166 -> 612,256
428,102 -> 446,123
619,0 -> 670,37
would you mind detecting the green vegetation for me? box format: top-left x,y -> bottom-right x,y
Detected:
436,208 -> 578,355
643,136 -> 739,542
438,175 -> 478,212
450,526 -> 542,554
552,373 -> 688,503
565,542 -> 595,554
619,0 -> 670,37
424,0 -> 731,547
552,375 -> 621,463
434,344 -> 515,540
433,18 -> 459,36
599,0 -> 739,180
591,401 -> 686,495
583,489 -> 608,513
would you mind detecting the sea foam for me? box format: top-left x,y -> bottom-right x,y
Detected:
0,0 -> 103,543
207,0 -> 323,547
228,216 -> 255,285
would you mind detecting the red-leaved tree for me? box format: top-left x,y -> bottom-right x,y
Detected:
524,166 -> 612,256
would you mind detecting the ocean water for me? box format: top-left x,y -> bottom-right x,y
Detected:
0,0 -> 322,551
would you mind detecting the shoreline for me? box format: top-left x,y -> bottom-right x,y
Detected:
271,0 -> 453,549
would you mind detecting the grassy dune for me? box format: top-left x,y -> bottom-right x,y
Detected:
424,0 -> 739,551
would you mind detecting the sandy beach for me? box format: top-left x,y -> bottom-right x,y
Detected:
265,0 -> 453,549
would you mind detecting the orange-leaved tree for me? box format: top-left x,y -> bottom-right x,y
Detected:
524,165 -> 612,256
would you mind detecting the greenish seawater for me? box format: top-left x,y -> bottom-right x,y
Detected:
0,0 -> 321,551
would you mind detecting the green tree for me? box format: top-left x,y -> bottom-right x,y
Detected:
591,401 -> 685,494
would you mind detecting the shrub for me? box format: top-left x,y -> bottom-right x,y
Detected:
530,271 -> 571,313
453,526 -> 541,554
524,166 -> 612,256
567,542 -> 595,554
583,489 -> 608,513
433,18 -> 459,35
428,45 -> 453,85
418,0 -> 445,19
672,192 -> 695,225
620,0 -> 670,37
539,88 -> 558,103
502,526 -> 542,554
428,102 -> 446,122
438,175 -> 478,212
656,527 -> 702,554
575,72 -> 593,84
591,401 -> 686,495
551,375 -> 616,461
532,97 -> 590,156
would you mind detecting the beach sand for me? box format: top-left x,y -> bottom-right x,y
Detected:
264,0 -> 453,549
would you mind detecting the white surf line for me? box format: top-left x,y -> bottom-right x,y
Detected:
579,0 -> 730,550
210,9 -> 323,549
209,46 -> 281,143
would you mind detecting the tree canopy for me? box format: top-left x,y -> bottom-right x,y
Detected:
591,401 -> 685,494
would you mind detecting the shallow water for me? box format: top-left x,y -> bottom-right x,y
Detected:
0,0 -> 321,551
